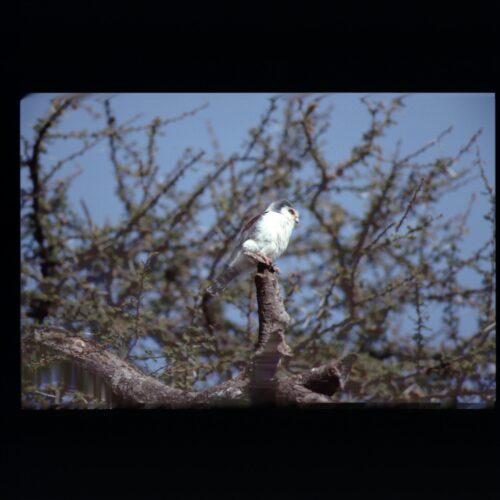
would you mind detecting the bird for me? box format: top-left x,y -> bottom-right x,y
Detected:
205,199 -> 299,297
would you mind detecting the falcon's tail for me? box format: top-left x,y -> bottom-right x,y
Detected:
205,265 -> 244,297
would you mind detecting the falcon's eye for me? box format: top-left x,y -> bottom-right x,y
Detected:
288,208 -> 294,215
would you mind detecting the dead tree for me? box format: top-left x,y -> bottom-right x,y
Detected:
23,260 -> 357,408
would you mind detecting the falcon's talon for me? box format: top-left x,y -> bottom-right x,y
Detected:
256,252 -> 272,266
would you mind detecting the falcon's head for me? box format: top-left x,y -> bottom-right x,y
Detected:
267,199 -> 300,225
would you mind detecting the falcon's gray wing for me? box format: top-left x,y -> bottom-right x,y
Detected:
205,211 -> 264,297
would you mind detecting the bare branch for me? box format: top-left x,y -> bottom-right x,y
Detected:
24,327 -> 353,407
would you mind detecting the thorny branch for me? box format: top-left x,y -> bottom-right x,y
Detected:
21,94 -> 495,407
24,327 -> 356,407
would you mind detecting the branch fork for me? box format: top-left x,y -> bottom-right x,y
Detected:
24,263 -> 357,407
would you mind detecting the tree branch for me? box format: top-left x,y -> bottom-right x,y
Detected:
277,354 -> 358,404
24,328 -> 193,408
249,262 -> 293,404
23,326 -> 356,408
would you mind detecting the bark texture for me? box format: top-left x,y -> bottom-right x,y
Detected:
23,267 -> 357,408
249,263 -> 293,404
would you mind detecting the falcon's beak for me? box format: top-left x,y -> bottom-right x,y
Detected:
295,216 -> 299,224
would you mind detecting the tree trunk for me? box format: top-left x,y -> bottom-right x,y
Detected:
23,266 -> 357,408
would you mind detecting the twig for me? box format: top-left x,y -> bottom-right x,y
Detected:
475,145 -> 494,200
126,253 -> 157,359
101,152 -> 205,248
395,176 -> 426,232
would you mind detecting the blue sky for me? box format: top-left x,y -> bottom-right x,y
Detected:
21,93 -> 495,371
20,92 -> 495,286
21,92 -> 494,230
